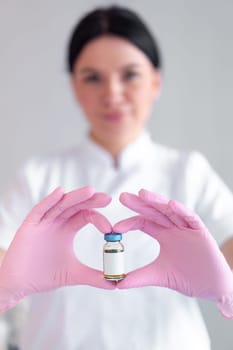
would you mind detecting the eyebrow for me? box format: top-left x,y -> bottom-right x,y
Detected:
79,68 -> 98,75
79,63 -> 142,75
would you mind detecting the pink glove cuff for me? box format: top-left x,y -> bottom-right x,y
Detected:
217,292 -> 233,319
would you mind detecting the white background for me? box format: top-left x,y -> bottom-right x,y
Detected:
0,0 -> 233,348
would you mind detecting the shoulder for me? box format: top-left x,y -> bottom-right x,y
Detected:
150,141 -> 210,174
22,144 -> 84,173
14,144 -> 84,199
150,141 -> 219,205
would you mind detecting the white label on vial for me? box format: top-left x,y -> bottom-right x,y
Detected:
103,252 -> 124,275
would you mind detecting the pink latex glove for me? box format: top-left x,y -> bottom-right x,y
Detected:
114,189 -> 233,318
0,186 -> 114,312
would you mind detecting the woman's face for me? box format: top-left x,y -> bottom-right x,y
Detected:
71,35 -> 161,153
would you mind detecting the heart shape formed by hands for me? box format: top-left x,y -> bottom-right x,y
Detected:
0,186 -> 233,318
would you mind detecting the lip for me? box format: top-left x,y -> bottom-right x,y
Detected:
103,112 -> 124,121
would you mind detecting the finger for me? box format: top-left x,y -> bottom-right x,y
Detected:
25,187 -> 64,224
113,216 -> 143,233
117,261 -> 164,289
69,262 -> 116,289
117,268 -> 152,289
58,193 -> 112,220
119,193 -> 173,228
77,192 -> 112,208
169,200 -> 205,230
68,209 -> 112,233
42,186 -> 95,221
139,191 -> 189,228
139,189 -> 169,204
147,200 -> 189,228
113,216 -> 167,238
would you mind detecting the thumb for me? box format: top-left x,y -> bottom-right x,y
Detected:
68,261 -> 116,290
117,260 -> 167,289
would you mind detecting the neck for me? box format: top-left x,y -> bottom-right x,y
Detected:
89,131 -> 142,160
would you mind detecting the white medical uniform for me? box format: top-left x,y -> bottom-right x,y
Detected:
0,132 -> 233,350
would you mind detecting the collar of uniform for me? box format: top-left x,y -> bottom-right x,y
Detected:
80,131 -> 153,171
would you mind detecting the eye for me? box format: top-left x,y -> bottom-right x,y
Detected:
84,74 -> 101,83
123,71 -> 139,80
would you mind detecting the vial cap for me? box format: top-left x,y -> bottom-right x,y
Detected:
104,232 -> 122,241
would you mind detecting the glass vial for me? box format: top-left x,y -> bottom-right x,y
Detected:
103,232 -> 126,281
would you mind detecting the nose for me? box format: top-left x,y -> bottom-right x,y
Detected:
102,77 -> 124,107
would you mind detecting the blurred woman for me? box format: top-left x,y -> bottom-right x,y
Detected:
0,5 -> 233,350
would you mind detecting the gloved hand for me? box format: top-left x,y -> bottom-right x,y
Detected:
113,189 -> 233,318
0,186 -> 114,312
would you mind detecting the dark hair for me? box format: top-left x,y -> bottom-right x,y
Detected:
67,5 -> 162,73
